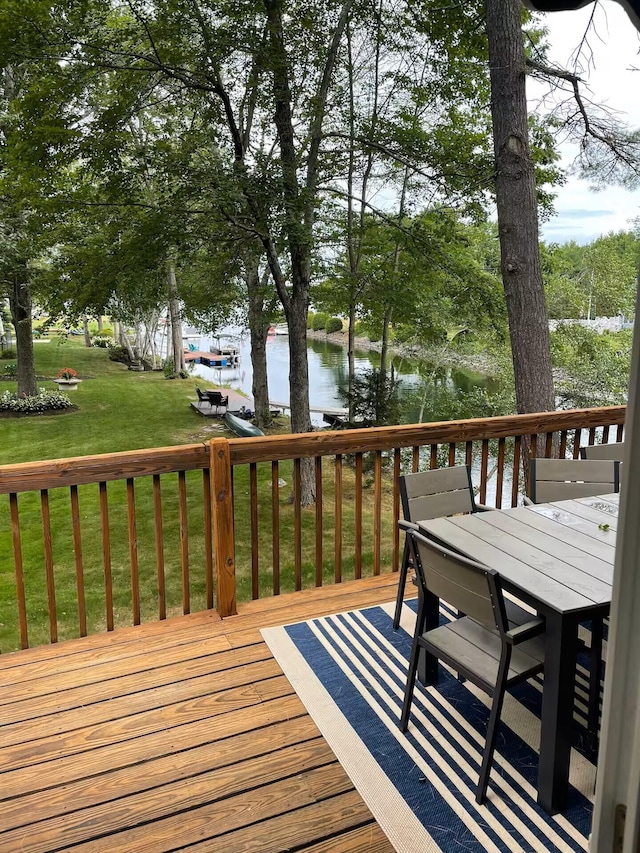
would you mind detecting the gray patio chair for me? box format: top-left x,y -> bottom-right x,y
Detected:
399,522 -> 545,804
580,442 -> 625,462
524,456 -> 619,756
393,465 -> 491,630
524,457 -> 620,505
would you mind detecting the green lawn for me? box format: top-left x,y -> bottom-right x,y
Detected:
1,338 -> 223,465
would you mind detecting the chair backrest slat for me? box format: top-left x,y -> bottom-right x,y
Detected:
411,532 -> 500,630
530,458 -> 619,503
580,442 -> 625,461
400,465 -> 475,523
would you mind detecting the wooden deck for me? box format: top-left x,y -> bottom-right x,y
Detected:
0,575 -> 400,852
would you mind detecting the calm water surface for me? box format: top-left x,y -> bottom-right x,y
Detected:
187,330 -> 498,426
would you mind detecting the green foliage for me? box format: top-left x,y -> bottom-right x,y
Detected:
307,313 -> 314,329
542,232 -> 639,319
91,336 -> 112,349
108,346 -> 130,364
1,349 -> 16,359
2,362 -> 17,378
551,324 -> 632,406
326,316 -> 343,334
0,388 -> 73,413
340,368 -> 402,427
312,312 -> 329,331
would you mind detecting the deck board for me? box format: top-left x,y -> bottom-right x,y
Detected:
0,575 -> 400,852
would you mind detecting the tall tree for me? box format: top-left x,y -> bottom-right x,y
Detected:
485,0 -> 555,414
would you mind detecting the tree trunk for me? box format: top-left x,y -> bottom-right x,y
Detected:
485,0 -> 555,415
8,266 -> 37,397
118,324 -> 136,363
167,261 -> 186,375
97,316 -> 103,332
246,258 -> 272,430
83,316 -> 91,347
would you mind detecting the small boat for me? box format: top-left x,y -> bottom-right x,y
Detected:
224,411 -> 265,437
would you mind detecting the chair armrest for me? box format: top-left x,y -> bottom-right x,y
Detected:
523,496 -> 534,506
474,503 -> 494,512
398,519 -> 419,531
506,617 -> 545,644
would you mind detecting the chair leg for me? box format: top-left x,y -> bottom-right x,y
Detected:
400,599 -> 425,732
586,617 -> 604,757
476,650 -> 511,804
393,539 -> 411,630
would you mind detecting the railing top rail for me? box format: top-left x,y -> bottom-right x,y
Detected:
0,443 -> 210,494
228,406 -> 626,464
0,406 -> 625,494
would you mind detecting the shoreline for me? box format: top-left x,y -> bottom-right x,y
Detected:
305,328 -> 501,377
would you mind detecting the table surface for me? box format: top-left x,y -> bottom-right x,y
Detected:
418,493 -> 618,615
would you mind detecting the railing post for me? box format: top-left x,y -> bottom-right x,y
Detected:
209,438 -> 237,617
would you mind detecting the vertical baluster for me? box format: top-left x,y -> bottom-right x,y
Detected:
545,431 -> 553,458
249,463 -> 259,599
617,423 -> 624,442
559,430 -> 568,458
496,438 -> 506,509
178,471 -> 190,614
99,482 -> 114,631
429,445 -> 438,469
70,485 -> 87,637
412,446 -> 420,471
393,448 -> 401,572
126,478 -> 140,625
334,454 -> 343,583
465,440 -> 473,468
602,424 -> 610,444
448,443 -> 456,466
293,458 -> 302,591
315,456 -> 323,587
480,440 -> 489,504
373,451 -> 382,576
573,428 -> 582,458
152,475 -> 166,621
355,452 -> 363,579
530,433 -> 538,459
202,469 -> 213,610
588,426 -> 597,445
40,489 -> 57,643
9,494 -> 28,649
511,436 -> 522,507
271,460 -> 280,595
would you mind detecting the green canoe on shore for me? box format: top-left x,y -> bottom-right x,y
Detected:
223,411 -> 266,437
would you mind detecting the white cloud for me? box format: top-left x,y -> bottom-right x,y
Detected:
529,2 -> 640,243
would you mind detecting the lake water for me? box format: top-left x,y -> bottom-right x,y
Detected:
187,330 -> 499,427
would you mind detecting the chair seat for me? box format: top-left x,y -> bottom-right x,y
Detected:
423,617 -> 545,691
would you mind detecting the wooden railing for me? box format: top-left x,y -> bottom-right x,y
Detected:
0,405 -> 625,651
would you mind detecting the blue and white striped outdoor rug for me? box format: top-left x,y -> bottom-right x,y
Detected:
261,599 -> 598,853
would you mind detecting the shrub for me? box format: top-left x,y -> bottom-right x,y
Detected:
326,316 -> 343,334
108,346 -> 131,364
2,362 -> 17,379
312,312 -> 328,331
0,388 -> 73,413
307,313 -> 314,328
92,335 -> 112,348
1,349 -> 16,359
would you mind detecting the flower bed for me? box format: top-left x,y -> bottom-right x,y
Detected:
0,388 -> 74,415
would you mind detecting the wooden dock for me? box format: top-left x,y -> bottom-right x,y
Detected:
184,350 -> 230,367
0,576 -> 398,852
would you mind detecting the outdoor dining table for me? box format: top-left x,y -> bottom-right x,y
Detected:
417,493 -> 618,815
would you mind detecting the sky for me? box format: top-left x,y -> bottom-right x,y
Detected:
531,2 -> 640,244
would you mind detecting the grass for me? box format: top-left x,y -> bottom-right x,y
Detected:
0,338 -> 397,652
1,337 -> 225,464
